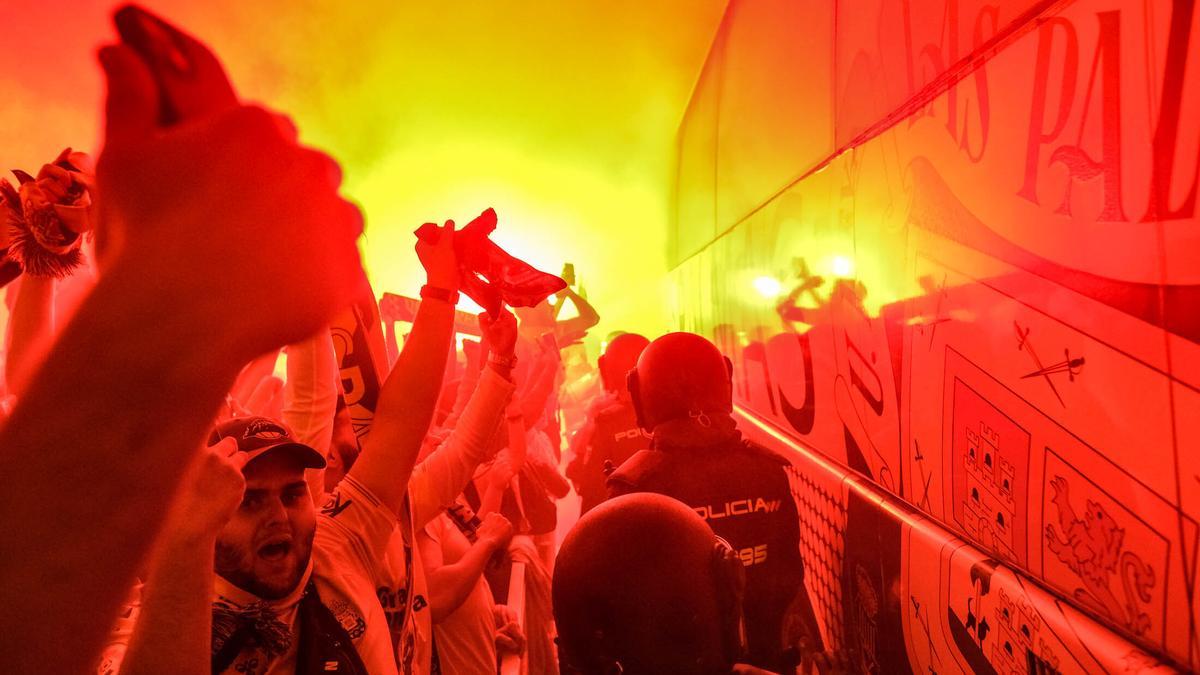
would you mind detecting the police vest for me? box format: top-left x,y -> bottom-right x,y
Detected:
607,440 -> 803,673
576,402 -> 650,515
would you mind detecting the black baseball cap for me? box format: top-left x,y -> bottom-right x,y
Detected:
208,416 -> 326,470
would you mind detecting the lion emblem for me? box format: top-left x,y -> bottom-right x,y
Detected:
1045,476 -> 1155,636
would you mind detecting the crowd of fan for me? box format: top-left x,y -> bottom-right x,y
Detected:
0,6 -> 834,675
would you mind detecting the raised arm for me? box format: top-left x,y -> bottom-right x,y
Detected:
0,264 -> 241,675
516,348 -> 560,430
117,440 -> 247,675
348,222 -> 459,515
442,336 -> 484,429
408,310 -> 517,528
553,287 -> 599,343
229,349 -> 279,411
4,275 -> 56,397
0,11 -> 363,673
280,330 -> 339,498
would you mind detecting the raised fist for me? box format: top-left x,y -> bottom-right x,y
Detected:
415,220 -> 460,292
479,309 -> 517,358
166,437 -> 248,538
95,7 -> 364,365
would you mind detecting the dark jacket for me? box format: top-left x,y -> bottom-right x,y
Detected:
569,400 -> 650,515
607,434 -> 803,673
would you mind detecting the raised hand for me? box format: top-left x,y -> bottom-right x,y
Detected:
415,220 -> 461,292
166,437 -> 248,539
111,4 -> 238,125
462,338 -> 483,370
0,9 -> 363,673
96,7 -> 364,365
479,308 -> 518,359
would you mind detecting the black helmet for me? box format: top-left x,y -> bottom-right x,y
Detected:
627,332 -> 733,431
553,493 -> 746,675
598,332 -> 650,395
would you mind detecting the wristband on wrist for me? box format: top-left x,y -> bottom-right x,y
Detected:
420,284 -> 459,304
489,352 -> 517,369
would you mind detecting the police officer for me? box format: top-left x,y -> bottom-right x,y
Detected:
607,332 -> 821,672
566,332 -> 651,515
553,492 -> 778,675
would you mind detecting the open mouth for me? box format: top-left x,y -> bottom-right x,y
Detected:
257,537 -> 292,562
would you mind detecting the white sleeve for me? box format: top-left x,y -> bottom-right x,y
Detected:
281,329 -> 339,458
317,474 -> 399,577
409,367 -> 515,529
